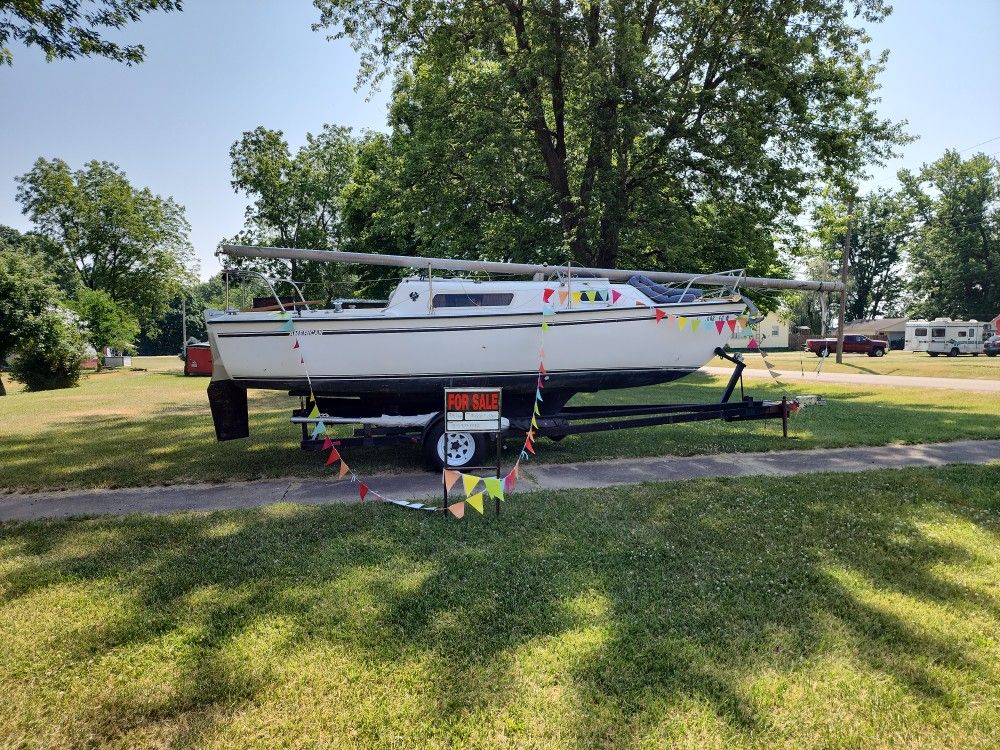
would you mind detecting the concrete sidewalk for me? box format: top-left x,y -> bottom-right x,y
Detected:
2,440 -> 997,522
701,366 -> 1000,392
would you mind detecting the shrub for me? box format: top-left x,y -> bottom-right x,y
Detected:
9,307 -> 88,391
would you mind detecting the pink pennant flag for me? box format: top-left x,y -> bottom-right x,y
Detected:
325,447 -> 342,466
727,319 -> 738,333
537,376 -> 544,389
359,483 -> 369,501
655,308 -> 666,323
322,436 -> 333,450
543,288 -> 554,303
611,289 -> 622,303
539,362 -> 547,375
747,338 -> 759,350
448,501 -> 466,519
293,339 -> 300,349
715,320 -> 725,333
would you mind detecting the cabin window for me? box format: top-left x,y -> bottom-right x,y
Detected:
914,328 -> 928,337
432,293 -> 514,308
957,330 -> 967,337
931,328 -> 946,337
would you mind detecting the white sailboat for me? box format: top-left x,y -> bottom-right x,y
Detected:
205,245 -> 841,452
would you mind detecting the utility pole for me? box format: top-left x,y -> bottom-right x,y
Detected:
835,199 -> 853,364
181,296 -> 187,355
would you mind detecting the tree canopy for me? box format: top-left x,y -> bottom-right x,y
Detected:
317,0 -> 907,276
899,150 -> 999,322
0,0 -> 181,65
15,158 -> 195,333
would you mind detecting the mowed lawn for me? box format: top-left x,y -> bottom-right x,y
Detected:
735,348 -> 1000,379
1,356 -> 999,492
1,466 -> 998,748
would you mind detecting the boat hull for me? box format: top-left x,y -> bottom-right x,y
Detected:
207,299 -> 745,415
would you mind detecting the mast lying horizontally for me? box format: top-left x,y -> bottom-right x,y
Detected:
218,244 -> 844,293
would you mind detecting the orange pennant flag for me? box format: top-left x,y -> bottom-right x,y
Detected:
539,362 -> 547,374
448,501 -> 466,519
557,290 -> 568,304
337,461 -> 351,479
655,308 -> 666,323
443,469 -> 462,491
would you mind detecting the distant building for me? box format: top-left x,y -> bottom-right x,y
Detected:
729,312 -> 790,350
837,317 -> 909,350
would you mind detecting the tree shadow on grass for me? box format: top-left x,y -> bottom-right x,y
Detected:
1,465 -> 998,747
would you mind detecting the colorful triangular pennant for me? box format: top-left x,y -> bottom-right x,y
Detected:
462,473 -> 481,496
536,388 -> 543,402
308,404 -> 320,418
322,436 -> 333,450
483,477 -> 504,501
611,289 -> 622,304
728,319 -> 738,333
655,308 -> 666,323
585,290 -> 596,302
558,290 -> 568,304
539,362 -> 547,375
678,316 -> 689,331
311,422 -> 327,438
337,460 -> 351,479
691,319 -> 700,332
542,302 -> 555,316
533,402 -> 540,416
542,288 -> 554,303
541,321 -> 551,331
467,492 -> 484,514
715,320 -> 725,333
279,320 -> 294,333
448,501 -> 466,519
359,483 -> 369,501
747,337 -> 759,350
531,414 -> 538,429
443,469 -> 462,491
572,291 -> 582,303
325,447 -> 341,466
293,339 -> 300,349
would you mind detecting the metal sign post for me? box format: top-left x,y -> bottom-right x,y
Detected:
442,387 -> 503,516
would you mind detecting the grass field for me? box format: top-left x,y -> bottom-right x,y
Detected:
1,356 -> 998,492
735,348 -> 1000,379
1,465 -> 998,749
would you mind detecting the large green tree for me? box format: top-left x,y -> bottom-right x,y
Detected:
1,0 -> 181,65
900,150 -> 999,322
228,124 -> 359,305
811,188 -> 909,321
317,0 -> 907,273
15,158 -> 195,333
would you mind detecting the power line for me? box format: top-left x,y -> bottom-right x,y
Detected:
960,135 -> 1000,153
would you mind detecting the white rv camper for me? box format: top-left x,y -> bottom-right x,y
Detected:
905,318 -> 992,356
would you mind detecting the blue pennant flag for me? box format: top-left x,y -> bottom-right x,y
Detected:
542,302 -> 555,316
535,388 -> 543,402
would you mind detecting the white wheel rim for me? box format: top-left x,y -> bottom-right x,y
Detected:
438,432 -> 476,466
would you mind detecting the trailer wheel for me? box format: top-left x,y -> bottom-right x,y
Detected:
948,347 -> 959,357
422,420 -> 485,471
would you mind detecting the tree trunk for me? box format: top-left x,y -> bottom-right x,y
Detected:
0,373 -> 6,396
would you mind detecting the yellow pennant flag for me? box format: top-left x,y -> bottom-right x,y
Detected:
541,321 -> 550,331
678,316 -> 688,330
585,290 -> 596,302
467,492 -> 484,514
572,291 -> 582,303
462,473 -> 481,497
531,414 -> 538,429
533,402 -> 540,416
483,477 -> 504,501
690,319 -> 700,332
558,290 -> 568,304
443,469 -> 462,491
337,461 -> 351,479
308,404 -> 320,418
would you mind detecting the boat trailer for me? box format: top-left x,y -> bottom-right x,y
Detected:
292,348 -> 809,470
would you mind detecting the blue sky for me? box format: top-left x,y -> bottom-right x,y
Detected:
1,0 -> 998,279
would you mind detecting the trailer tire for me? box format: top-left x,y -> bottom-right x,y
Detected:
422,419 -> 485,471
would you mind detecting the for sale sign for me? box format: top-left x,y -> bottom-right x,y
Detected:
444,387 -> 502,432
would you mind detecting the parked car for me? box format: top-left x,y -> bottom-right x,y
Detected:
984,335 -> 1000,357
805,335 -> 889,357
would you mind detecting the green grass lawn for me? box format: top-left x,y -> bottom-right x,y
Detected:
1,465 -> 998,748
1,356 -> 998,492
735,348 -> 1000,379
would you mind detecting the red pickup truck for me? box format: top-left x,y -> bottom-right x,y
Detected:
805,335 -> 889,357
